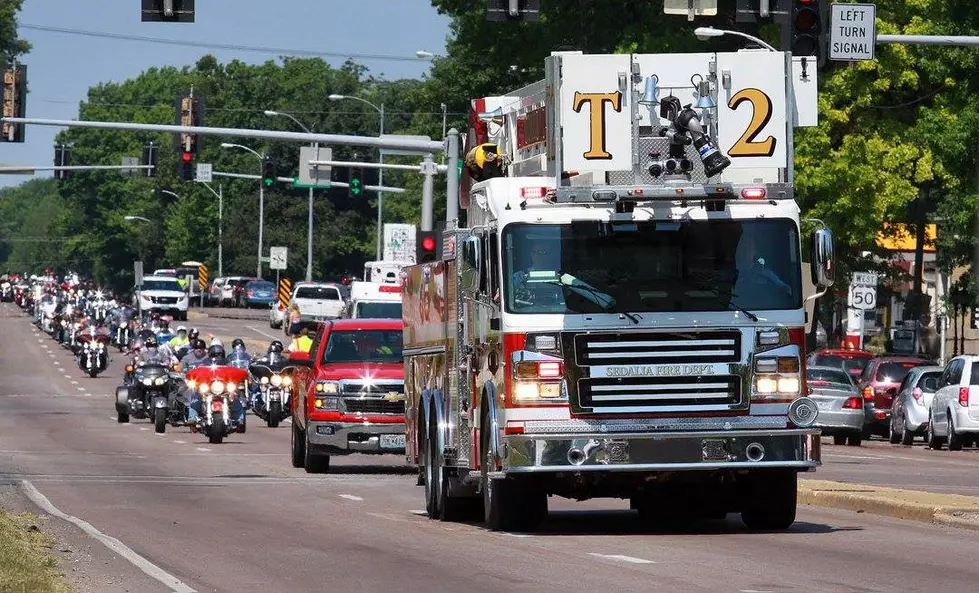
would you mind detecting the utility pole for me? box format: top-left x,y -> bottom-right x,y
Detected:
307,143 -> 316,281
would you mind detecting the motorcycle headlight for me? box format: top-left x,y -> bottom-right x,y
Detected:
210,380 -> 224,394
260,376 -> 269,384
270,375 -> 282,387
96,342 -> 105,350
154,376 -> 167,386
141,377 -> 153,386
282,376 -> 293,386
186,379 -> 197,390
226,381 -> 237,393
198,382 -> 209,394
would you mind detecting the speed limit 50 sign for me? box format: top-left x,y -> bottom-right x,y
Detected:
849,285 -> 877,310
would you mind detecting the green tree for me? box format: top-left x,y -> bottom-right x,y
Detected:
0,0 -> 30,62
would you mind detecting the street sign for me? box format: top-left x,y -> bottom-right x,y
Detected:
830,3 -> 876,62
269,246 -> 288,270
849,285 -> 877,310
195,162 -> 212,182
120,156 -> 139,177
380,134 -> 435,157
383,223 -> 417,263
297,145 -> 331,188
852,271 -> 879,287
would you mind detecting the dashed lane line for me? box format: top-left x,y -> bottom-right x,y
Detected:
70,381 -> 78,385
173,440 -> 187,444
139,427 -> 148,431
588,553 -> 655,565
20,480 -> 196,593
338,494 -> 364,502
245,325 -> 283,341
76,387 -> 86,391
195,447 -> 210,453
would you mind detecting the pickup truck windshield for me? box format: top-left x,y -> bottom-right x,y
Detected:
502,219 -> 801,314
322,329 -> 403,364
295,286 -> 340,300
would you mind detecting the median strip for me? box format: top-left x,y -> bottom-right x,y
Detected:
800,479 -> 979,530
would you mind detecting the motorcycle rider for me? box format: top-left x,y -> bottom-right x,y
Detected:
178,339 -> 210,425
250,340 -> 287,409
156,318 -> 174,345
206,341 -> 246,426
167,325 -> 190,352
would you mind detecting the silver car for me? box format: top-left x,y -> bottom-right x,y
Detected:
888,365 -> 942,445
928,355 -> 979,451
807,366 -> 864,446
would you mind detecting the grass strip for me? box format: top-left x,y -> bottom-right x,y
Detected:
0,510 -> 71,593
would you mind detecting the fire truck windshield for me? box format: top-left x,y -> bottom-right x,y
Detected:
502,219 -> 802,315
321,329 -> 403,364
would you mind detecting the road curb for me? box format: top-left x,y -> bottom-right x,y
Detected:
799,479 -> 979,532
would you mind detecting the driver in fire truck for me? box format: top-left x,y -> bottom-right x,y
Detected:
731,232 -> 792,301
511,238 -> 566,308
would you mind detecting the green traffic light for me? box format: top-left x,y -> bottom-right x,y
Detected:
264,178 -> 273,187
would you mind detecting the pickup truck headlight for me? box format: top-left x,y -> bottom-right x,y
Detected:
314,381 -> 339,395
314,396 -> 343,411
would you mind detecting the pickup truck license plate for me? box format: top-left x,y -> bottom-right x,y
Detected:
380,434 -> 406,449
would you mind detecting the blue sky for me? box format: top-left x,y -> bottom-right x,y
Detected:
0,0 -> 450,188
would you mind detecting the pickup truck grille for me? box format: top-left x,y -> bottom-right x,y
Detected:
574,330 -> 740,366
339,380 -> 404,396
344,398 -> 405,415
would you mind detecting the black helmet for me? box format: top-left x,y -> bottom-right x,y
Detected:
159,319 -> 169,330
192,339 -> 206,351
231,338 -> 245,350
188,328 -> 199,340
145,336 -> 158,348
208,344 -> 225,360
268,340 -> 284,354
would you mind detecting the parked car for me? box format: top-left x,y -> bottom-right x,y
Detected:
206,277 -> 227,307
927,355 -> 979,450
807,348 -> 874,381
221,276 -> 254,307
240,279 -> 276,308
856,356 -> 929,438
889,365 -> 942,445
807,366 -> 864,446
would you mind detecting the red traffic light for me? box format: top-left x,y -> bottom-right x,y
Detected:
421,236 -> 436,252
181,151 -> 193,162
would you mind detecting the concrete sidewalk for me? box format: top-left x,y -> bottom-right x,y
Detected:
800,479 -> 979,531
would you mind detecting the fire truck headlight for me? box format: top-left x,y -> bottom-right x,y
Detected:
777,377 -> 800,395
788,397 -> 818,427
513,382 -> 540,401
755,377 -> 778,394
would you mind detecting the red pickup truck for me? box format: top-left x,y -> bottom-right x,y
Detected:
289,318 -> 406,473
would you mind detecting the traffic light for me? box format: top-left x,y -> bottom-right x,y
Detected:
416,229 -> 440,264
53,144 -> 72,180
141,0 -> 195,22
177,150 -> 194,182
1,64 -> 27,143
174,92 -> 204,156
790,0 -> 826,64
485,0 -> 540,21
348,167 -> 363,198
141,141 -> 158,178
972,307 -> 979,330
262,156 -> 277,187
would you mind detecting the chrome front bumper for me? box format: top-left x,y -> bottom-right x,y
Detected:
501,429 -> 820,473
307,420 -> 405,454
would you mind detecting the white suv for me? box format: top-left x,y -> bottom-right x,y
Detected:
928,355 -> 979,450
136,275 -> 189,321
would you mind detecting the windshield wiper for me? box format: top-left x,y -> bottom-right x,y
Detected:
683,281 -> 759,322
539,273 -> 617,311
621,311 -> 642,324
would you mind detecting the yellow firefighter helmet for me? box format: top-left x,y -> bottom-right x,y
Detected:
464,143 -> 508,182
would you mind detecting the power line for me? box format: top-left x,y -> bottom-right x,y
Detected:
20,23 -> 428,63
39,99 -> 466,117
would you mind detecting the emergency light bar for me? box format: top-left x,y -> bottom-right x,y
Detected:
553,183 -> 790,204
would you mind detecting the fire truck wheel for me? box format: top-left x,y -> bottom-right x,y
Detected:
481,420 -> 546,532
740,470 -> 797,531
427,419 -> 477,522
424,416 -> 441,519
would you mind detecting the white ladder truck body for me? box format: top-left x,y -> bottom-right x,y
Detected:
402,48 -> 834,531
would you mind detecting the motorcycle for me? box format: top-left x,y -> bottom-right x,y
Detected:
185,364 -> 248,444
0,282 -> 11,302
249,362 -> 293,428
115,357 -> 178,428
77,331 -> 110,378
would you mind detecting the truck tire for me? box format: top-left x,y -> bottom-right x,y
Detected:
740,470 -> 797,531
481,418 -> 545,532
291,422 -> 305,468
304,447 -> 330,474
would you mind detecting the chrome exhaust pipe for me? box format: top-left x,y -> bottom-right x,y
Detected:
745,442 -> 765,462
567,447 -> 587,466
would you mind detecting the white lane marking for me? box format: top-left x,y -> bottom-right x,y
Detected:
139,427 -> 148,431
195,447 -> 210,453
173,440 -> 187,444
70,381 -> 78,385
153,432 -> 164,436
588,553 -> 655,565
20,480 -> 196,593
740,590 -> 775,593
77,387 -> 86,392
84,393 -> 92,397
824,453 -> 885,461
338,494 -> 364,502
408,510 -> 428,516
503,533 -> 533,538
245,325 -> 282,341
64,375 -> 72,379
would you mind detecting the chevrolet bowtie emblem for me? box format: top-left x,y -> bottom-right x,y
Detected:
383,392 -> 405,402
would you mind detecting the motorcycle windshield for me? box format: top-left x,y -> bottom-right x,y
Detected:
227,351 -> 252,369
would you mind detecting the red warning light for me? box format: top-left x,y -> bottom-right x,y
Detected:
422,236 -> 436,252
181,151 -> 193,162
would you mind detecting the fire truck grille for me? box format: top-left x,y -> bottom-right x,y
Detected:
577,375 -> 742,414
344,398 -> 406,415
573,330 -> 740,366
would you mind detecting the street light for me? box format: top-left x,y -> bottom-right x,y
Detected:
221,142 -> 266,279
415,50 -> 436,59
154,189 -> 180,201
266,109 -> 316,282
329,94 -> 386,261
693,27 -> 778,51
124,215 -> 152,223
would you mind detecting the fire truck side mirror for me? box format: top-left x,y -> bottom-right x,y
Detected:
459,236 -> 483,293
811,228 -> 835,288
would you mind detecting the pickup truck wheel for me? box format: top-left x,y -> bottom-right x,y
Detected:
304,448 -> 330,474
740,470 -> 797,531
290,422 -> 305,468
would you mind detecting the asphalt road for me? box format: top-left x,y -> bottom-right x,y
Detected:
4,302 -> 979,593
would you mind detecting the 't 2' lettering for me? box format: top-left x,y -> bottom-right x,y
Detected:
572,91 -> 622,160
